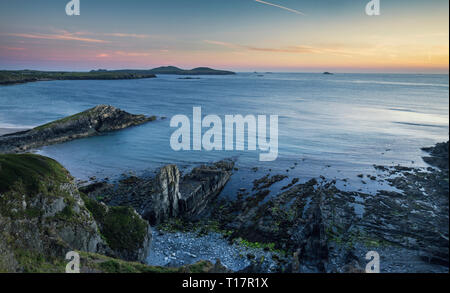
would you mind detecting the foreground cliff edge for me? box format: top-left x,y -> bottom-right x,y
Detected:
0,105 -> 156,154
0,154 -> 229,273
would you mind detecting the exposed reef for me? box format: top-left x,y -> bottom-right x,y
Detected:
198,142 -> 449,273
0,105 -> 156,153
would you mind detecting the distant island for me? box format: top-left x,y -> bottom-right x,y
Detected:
323,72 -> 334,75
115,66 -> 236,76
0,66 -> 235,85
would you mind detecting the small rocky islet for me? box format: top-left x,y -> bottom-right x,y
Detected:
0,106 -> 448,273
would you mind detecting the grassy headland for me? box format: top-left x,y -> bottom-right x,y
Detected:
0,66 -> 235,85
0,70 -> 156,85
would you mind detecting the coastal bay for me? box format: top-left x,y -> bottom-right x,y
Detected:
0,73 -> 448,273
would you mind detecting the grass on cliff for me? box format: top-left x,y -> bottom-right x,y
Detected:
81,193 -> 148,252
0,154 -> 69,194
33,108 -> 95,131
5,250 -> 213,273
79,252 -> 214,273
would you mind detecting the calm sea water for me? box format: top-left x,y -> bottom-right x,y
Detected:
0,73 -> 448,195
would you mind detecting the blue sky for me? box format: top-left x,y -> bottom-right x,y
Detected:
0,0 -> 448,72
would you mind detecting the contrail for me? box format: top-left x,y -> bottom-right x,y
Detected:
254,0 -> 305,16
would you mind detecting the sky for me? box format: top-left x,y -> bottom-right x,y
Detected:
0,0 -> 448,73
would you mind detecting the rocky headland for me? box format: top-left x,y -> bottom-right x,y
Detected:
0,67 -> 235,86
0,70 -> 157,86
0,105 -> 156,153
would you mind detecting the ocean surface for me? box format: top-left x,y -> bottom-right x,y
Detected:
0,73 -> 448,196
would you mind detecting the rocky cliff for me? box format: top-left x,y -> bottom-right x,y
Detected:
0,154 -> 151,272
0,105 -> 156,153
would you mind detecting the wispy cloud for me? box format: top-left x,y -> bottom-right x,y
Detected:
204,40 -> 358,57
103,33 -> 150,39
204,40 -> 240,49
115,51 -> 152,57
254,0 -> 305,16
0,46 -> 26,51
4,32 -> 108,43
50,29 -> 151,40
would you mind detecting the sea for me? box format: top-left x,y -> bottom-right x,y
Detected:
0,73 -> 448,196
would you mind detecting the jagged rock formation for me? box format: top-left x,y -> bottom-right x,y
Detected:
210,143 -> 449,273
0,154 -> 151,272
0,105 -> 156,153
83,160 -> 235,225
178,160 -> 235,218
143,165 -> 182,223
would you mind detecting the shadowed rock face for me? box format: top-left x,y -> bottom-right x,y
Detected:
0,154 -> 105,272
0,105 -> 155,153
83,160 -> 235,226
143,165 -> 182,224
0,154 -> 153,272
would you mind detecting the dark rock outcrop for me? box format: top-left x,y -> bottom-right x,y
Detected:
422,141 -> 449,171
0,105 -> 156,153
85,160 -> 234,225
178,160 -> 235,218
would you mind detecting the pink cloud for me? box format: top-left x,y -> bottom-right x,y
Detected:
115,51 -> 151,57
0,46 -> 26,51
4,33 -> 109,44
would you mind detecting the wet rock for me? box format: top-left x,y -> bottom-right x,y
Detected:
253,174 -> 288,190
422,141 -> 449,171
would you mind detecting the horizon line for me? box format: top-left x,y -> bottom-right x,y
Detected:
0,67 -> 448,75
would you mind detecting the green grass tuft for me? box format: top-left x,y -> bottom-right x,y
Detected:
0,154 -> 69,194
